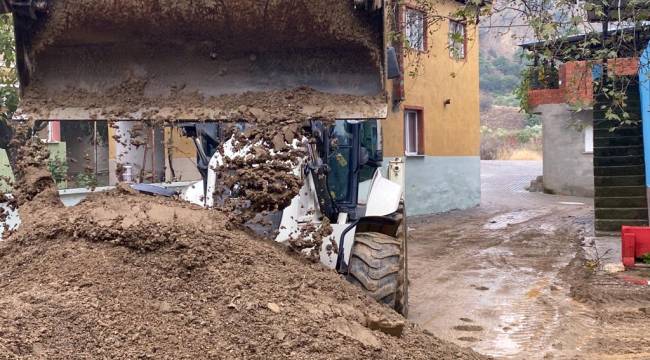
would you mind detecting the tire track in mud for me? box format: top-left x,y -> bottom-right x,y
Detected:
475,212 -> 602,359
409,203 -> 598,359
481,278 -> 599,359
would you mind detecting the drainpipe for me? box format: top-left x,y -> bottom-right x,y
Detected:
639,43 -> 650,220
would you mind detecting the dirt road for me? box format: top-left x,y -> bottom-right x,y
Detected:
407,160 -> 650,359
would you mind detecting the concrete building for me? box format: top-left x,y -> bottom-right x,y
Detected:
523,48 -> 645,199
383,0 -> 481,216
525,61 -> 597,197
525,55 -> 648,232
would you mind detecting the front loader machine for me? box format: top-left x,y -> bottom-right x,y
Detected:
181,119 -> 409,316
4,0 -> 409,315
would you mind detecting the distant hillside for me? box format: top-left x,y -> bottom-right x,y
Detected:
480,50 -> 525,108
479,6 -> 532,110
480,106 -> 526,129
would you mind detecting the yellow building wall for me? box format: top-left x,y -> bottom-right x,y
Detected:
108,127 -> 196,160
107,125 -> 200,183
384,1 -> 480,158
165,128 -> 198,160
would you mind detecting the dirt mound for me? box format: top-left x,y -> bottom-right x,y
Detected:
0,192 -> 486,359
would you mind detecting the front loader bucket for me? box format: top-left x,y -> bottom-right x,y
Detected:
12,0 -> 387,122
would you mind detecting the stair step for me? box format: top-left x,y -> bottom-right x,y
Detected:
595,175 -> 646,187
595,91 -> 641,101
594,127 -> 642,138
594,165 -> 645,176
593,119 -> 642,129
596,219 -> 649,232
595,197 -> 649,208
595,186 -> 647,197
594,155 -> 644,167
594,146 -> 644,157
596,208 -> 649,220
594,136 -> 643,147
593,110 -> 641,119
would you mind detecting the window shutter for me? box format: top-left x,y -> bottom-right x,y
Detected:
418,115 -> 425,155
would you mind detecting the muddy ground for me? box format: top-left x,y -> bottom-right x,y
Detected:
408,161 -> 650,359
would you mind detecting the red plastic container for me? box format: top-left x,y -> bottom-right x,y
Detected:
622,226 -> 650,267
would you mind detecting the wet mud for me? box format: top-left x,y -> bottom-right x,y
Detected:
31,0 -> 381,58
0,187 -> 487,359
409,159 -> 650,359
17,0 -> 385,124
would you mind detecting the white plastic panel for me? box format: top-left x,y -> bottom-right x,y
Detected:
365,172 -> 402,217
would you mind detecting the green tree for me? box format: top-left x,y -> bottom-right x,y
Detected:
0,14 -> 17,149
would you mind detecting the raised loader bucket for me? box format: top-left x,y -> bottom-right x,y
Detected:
11,0 -> 388,122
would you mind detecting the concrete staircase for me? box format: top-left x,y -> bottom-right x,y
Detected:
593,83 -> 649,232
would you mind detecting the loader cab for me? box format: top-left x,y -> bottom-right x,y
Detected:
180,118 -> 384,223
324,119 -> 382,220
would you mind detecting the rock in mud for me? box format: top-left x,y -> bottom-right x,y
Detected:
332,317 -> 382,349
366,314 -> 406,337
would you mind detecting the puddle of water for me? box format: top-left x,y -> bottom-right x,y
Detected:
539,223 -> 557,235
478,247 -> 514,257
483,210 -> 550,230
488,313 -> 523,357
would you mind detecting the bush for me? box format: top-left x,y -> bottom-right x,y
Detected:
480,94 -> 494,112
481,125 -> 542,160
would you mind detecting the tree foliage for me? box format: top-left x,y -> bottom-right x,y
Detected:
402,1 -> 649,124
0,14 -> 17,149
485,0 -> 649,120
480,50 -> 527,106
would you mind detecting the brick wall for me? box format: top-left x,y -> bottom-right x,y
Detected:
563,61 -> 593,105
528,88 -> 565,108
528,57 -> 640,108
610,57 -> 639,76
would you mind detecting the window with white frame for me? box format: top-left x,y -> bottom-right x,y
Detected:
405,8 -> 425,51
449,20 -> 466,60
405,110 -> 423,156
584,125 -> 594,153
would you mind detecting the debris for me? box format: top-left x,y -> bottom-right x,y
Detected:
453,325 -> 485,332
332,317 -> 382,349
526,176 -> 544,193
366,314 -> 406,337
603,263 -> 625,273
116,182 -> 137,195
267,303 -> 281,314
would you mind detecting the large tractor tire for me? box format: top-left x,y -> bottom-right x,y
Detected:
346,209 -> 409,316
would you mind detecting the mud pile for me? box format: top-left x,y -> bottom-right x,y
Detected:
215,122 -> 306,218
31,0 -> 380,56
18,84 -> 385,123
0,191 -> 487,359
5,125 -> 62,211
16,0 -> 386,123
